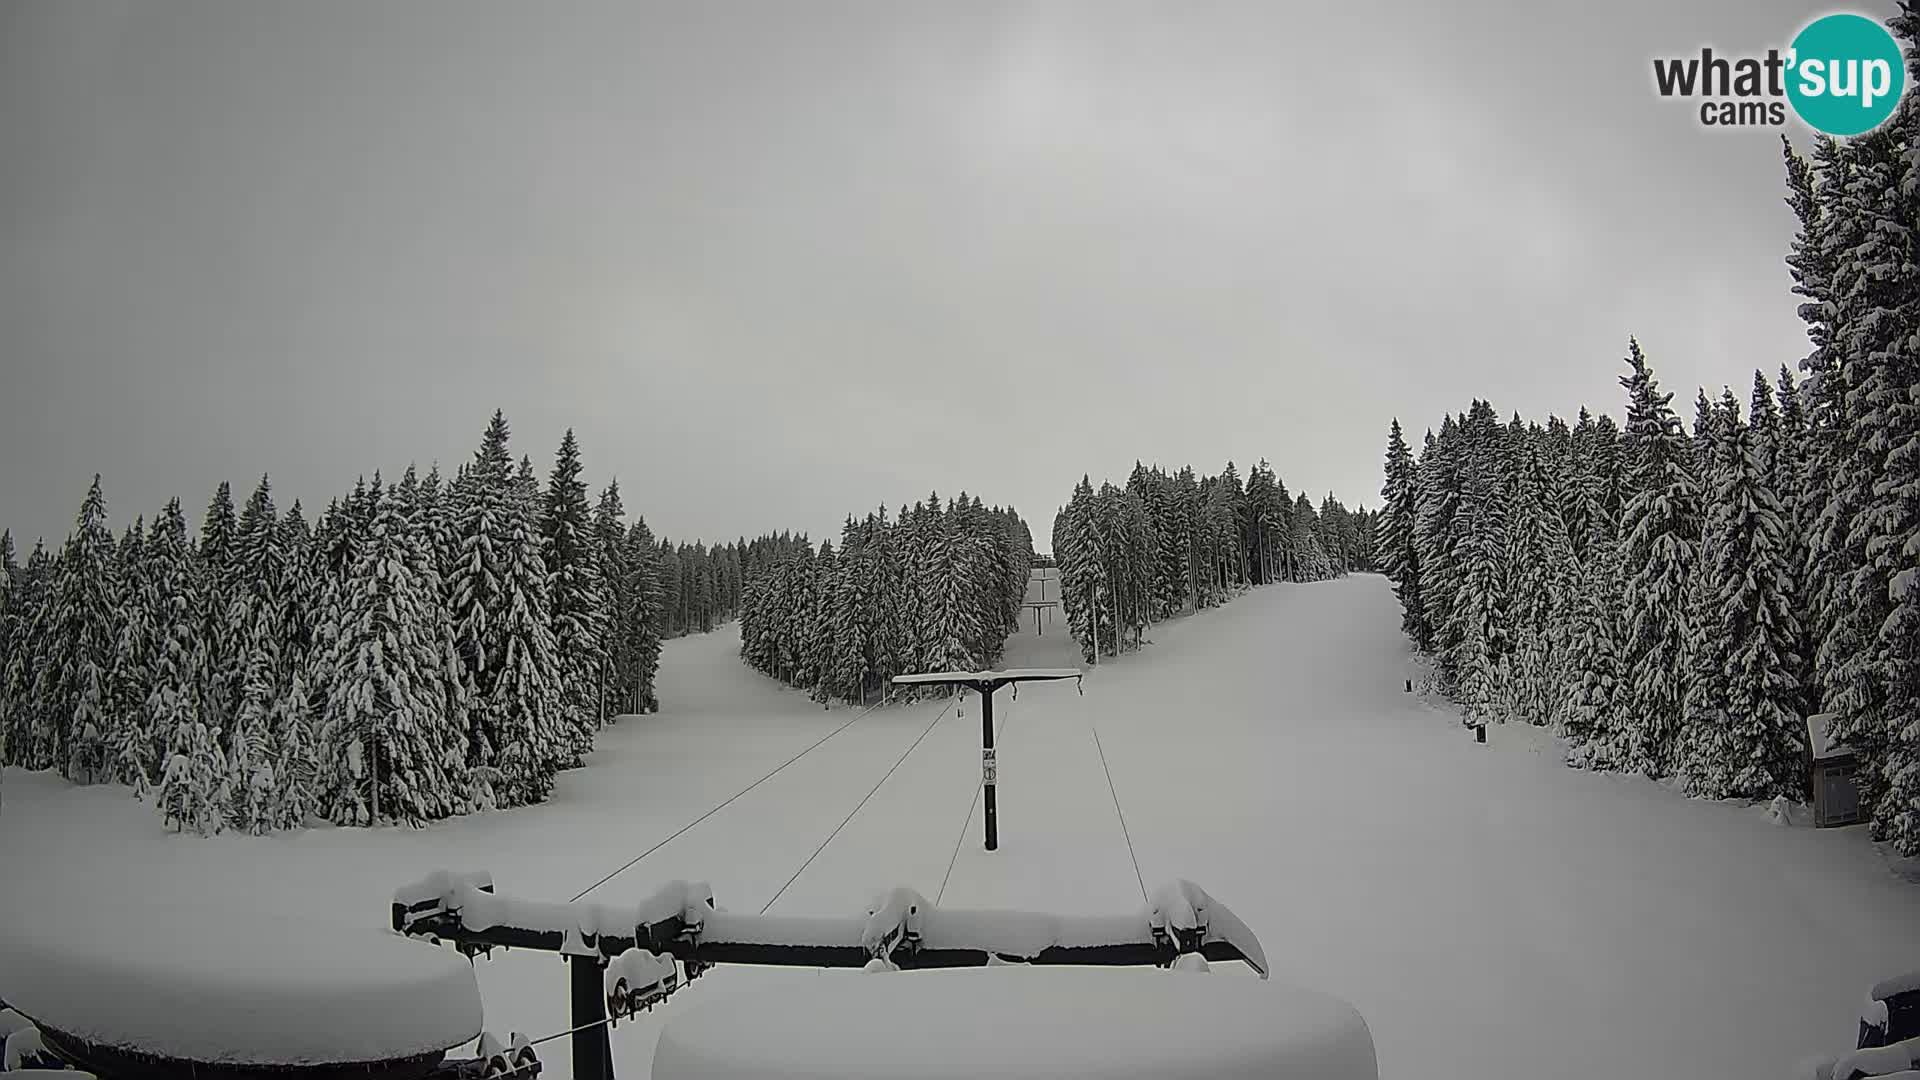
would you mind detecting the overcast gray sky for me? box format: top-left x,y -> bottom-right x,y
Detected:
1,0 -> 1835,552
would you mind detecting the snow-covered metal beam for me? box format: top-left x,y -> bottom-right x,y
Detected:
891,668 -> 1083,687
390,872 -> 1266,978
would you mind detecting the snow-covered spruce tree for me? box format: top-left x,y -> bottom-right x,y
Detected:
1769,364 -> 1820,723
810,541 -> 842,704
1875,0 -> 1920,853
738,551 -> 774,678
197,481 -> 242,743
1691,391 -> 1808,801
870,511 -> 910,690
541,430 -> 606,756
1096,484 -> 1135,652
1126,465 -> 1169,612
280,501 -> 315,671
1286,491 -> 1322,583
225,651 -> 277,834
1379,419 -> 1428,649
39,476 -> 119,784
139,502 -> 202,807
830,522 -> 874,704
1414,422 -> 1464,688
1564,411 -> 1598,560
493,465 -> 568,800
320,482 -> 470,826
1505,437 -> 1575,727
223,476 -> 287,830
1838,117 -> 1918,836
592,481 -> 631,716
1149,469 -> 1188,616
1748,371 -> 1782,499
297,497 -> 353,801
255,491 -> 322,830
1614,341 -> 1702,778
458,417 -> 568,803
271,664 -> 320,830
4,543 -> 53,769
655,540 -> 681,640
625,517 -> 663,713
0,531 -> 16,772
1445,402 -> 1510,709
1690,389 -> 1716,479
1592,413 -> 1629,546
106,517 -> 158,792
1056,479 -> 1100,663
1788,135 -> 1877,793
1561,538 -> 1628,766
449,413 -> 531,801
1677,393 -> 1738,793
157,716 -> 228,836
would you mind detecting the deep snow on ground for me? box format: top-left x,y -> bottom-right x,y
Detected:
4,574 -> 1918,1079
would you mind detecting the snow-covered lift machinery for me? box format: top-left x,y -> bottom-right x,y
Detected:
890,668 -> 1083,851
390,869 -> 1270,1080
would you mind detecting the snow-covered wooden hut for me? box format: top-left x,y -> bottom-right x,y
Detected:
1806,712 -> 1864,828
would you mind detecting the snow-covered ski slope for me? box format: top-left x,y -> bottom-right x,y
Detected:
4,573 -> 1918,1079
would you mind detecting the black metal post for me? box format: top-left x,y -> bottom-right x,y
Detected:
570,953 -> 613,1080
981,685 -> 997,851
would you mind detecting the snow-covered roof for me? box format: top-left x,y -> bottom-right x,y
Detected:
0,897 -> 482,1066
1807,713 -> 1858,761
892,668 -> 1083,685
1873,970 -> 1920,1001
650,967 -> 1375,1080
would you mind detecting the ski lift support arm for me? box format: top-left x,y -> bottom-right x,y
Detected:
391,871 -> 1266,1080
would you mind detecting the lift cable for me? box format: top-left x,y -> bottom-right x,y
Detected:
570,686 -> 900,903
759,695 -> 958,914
1087,696 -> 1150,907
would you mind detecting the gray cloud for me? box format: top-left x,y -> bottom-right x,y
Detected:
1,0 -> 1829,549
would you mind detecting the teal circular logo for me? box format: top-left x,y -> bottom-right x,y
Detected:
1786,13 -> 1906,136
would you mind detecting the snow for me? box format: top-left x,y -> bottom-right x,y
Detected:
703,912 -> 865,948
1830,1036 -> 1920,1078
4,1025 -> 47,1071
1808,712 -> 1858,761
891,669 -> 1083,685
1875,971 -> 1920,1000
0,895 -> 482,1065
3,577 -> 1919,1079
647,967 -> 1376,1080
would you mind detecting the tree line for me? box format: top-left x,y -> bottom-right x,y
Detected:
1375,18 -> 1920,853
733,495 -> 1036,703
0,411 -> 750,834
737,496 -> 1035,704
1052,460 -> 1377,662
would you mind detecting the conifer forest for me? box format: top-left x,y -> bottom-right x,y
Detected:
1050,462 -> 1376,662
1376,124 -> 1920,856
0,411 -> 780,834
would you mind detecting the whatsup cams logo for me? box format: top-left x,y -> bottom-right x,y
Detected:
1652,12 -> 1907,135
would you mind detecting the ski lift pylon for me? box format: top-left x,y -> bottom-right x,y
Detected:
890,669 -> 1083,850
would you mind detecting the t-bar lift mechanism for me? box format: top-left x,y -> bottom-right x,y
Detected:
890,668 -> 1083,850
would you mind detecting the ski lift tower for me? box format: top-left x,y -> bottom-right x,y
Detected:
891,668 -> 1083,852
